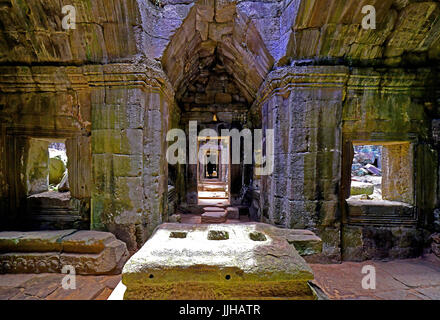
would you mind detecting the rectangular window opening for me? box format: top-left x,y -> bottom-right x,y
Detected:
26,138 -> 70,199
348,142 -> 414,205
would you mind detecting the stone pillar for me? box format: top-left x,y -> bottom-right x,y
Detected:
90,66 -> 172,254
382,143 -> 414,205
25,139 -> 50,195
91,86 -> 145,253
255,66 -> 349,262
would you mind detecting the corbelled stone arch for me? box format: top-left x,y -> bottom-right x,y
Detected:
162,0 -> 274,104
161,0 -> 274,207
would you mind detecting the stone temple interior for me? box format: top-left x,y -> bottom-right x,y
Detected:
1,0 -> 440,301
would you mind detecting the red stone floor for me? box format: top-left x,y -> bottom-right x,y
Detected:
0,273 -> 121,300
1,255 -> 439,300
310,254 -> 440,300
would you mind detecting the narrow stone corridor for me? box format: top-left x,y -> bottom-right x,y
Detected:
1,0 -> 440,301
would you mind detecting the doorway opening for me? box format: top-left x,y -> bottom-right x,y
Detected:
197,136 -> 230,206
26,138 -> 71,217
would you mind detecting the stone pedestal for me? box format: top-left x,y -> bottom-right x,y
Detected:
122,223 -> 317,300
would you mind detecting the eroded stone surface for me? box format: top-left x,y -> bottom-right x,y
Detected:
351,181 -> 374,196
122,223 -> 315,300
226,207 -> 239,219
201,211 -> 227,223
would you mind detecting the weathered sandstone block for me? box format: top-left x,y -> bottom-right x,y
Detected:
201,211 -> 227,223
122,223 -> 316,300
269,228 -> 323,257
0,230 -> 76,253
350,181 -> 374,196
226,207 -> 239,219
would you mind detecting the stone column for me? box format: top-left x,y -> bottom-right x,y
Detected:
90,65 -> 173,254
382,143 -> 414,204
91,86 -> 145,253
143,89 -> 169,237
254,65 -> 349,262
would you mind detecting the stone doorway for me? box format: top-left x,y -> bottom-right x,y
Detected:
197,136 -> 230,205
4,128 -> 91,231
161,0 -> 274,219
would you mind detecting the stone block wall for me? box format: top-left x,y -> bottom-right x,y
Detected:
0,66 -> 92,229
340,67 -> 438,261
253,66 -> 348,262
89,66 -> 174,254
251,65 -> 439,262
0,62 -> 175,255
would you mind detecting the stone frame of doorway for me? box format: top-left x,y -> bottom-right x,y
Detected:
4,127 -> 90,230
196,135 -> 231,205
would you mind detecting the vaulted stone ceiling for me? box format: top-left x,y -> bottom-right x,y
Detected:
161,0 -> 274,105
0,0 -> 439,69
0,0 -> 142,64
279,0 -> 440,66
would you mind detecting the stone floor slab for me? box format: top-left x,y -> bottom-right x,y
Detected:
414,286 -> 440,300
311,254 -> 440,300
374,259 -> 440,287
0,273 -> 121,300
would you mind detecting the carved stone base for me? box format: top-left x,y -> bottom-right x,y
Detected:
122,223 -> 318,300
0,230 -> 129,275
